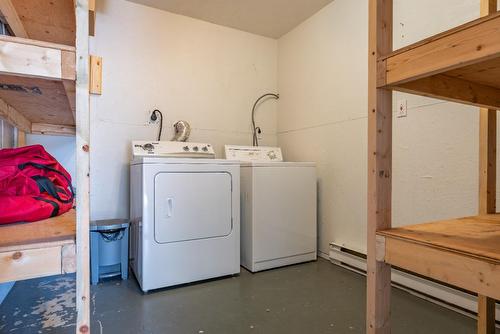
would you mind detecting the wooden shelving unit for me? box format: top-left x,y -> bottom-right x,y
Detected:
0,0 -> 93,332
377,215 -> 500,300
0,0 -> 100,137
368,1 -> 500,334
378,12 -> 500,110
0,209 -> 76,283
0,35 -> 77,135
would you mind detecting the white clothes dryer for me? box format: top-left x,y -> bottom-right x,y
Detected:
130,141 -> 240,292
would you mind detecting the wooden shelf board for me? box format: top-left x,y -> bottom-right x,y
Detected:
0,74 -> 75,126
376,215 -> 500,301
0,34 -> 75,52
446,57 -> 500,90
11,0 -> 76,46
378,233 -> 500,301
378,12 -> 500,109
0,209 -> 76,251
0,35 -> 76,132
0,208 -> 76,283
377,214 -> 500,264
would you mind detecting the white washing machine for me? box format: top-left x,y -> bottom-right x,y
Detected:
130,141 -> 240,292
225,145 -> 317,272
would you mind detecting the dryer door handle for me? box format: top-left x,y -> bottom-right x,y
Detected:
166,198 -> 173,218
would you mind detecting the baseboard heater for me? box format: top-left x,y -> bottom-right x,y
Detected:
329,243 -> 500,323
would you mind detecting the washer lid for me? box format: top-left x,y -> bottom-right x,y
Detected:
240,161 -> 316,167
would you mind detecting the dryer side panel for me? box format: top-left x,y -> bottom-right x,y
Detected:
130,164 -> 144,284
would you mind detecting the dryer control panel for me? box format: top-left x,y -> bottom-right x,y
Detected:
133,141 -> 215,158
224,145 -> 283,162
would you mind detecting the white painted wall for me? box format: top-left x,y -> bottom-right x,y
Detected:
277,0 -> 499,255
89,0 -> 278,220
26,134 -> 76,182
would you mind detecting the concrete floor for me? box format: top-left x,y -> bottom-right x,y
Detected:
0,259 -> 497,333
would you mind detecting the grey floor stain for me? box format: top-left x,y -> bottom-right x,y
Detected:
1,276 -> 76,333
0,259 -> 498,333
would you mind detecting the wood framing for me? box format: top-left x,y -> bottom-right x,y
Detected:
394,74 -> 500,110
479,0 -> 498,217
376,214 -> 500,332
0,97 -> 31,132
378,235 -> 500,300
478,295 -> 496,334
0,2 -> 101,138
0,246 -> 74,282
16,129 -> 26,147
31,123 -> 76,136
89,0 -> 96,36
378,12 -> 500,86
0,1 -> 91,332
0,0 -> 28,38
376,11 -> 500,110
0,37 -> 102,136
6,0 -> 76,46
0,209 -> 76,283
0,35 -> 76,80
368,1 -> 499,333
0,35 -> 77,132
63,80 -> 77,122
478,1 -> 497,332
75,0 -> 91,332
367,1 -> 393,333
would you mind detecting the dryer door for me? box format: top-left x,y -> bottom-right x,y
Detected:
154,172 -> 232,243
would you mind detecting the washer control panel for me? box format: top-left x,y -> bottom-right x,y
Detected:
224,145 -> 283,162
133,141 -> 215,158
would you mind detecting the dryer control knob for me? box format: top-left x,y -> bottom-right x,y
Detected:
193,146 -> 199,152
143,143 -> 154,151
183,146 -> 190,151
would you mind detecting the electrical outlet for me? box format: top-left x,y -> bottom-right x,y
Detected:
397,99 -> 407,118
147,110 -> 159,124
257,128 -> 263,140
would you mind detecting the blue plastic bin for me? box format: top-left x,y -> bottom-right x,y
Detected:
90,219 -> 129,285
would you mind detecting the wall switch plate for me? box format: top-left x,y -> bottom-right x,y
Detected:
397,99 -> 407,118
